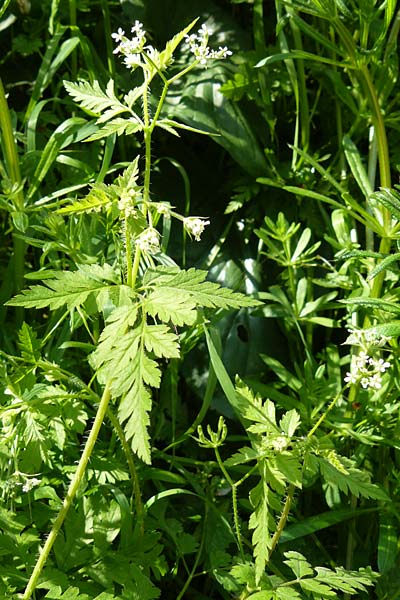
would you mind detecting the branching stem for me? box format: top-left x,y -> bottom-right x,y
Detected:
21,384 -> 112,599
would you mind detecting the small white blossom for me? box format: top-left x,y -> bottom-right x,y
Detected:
184,217 -> 210,241
368,373 -> 383,389
345,327 -> 391,349
370,357 -> 391,372
272,435 -> 289,452
111,27 -> 125,43
344,371 -> 358,385
118,190 -> 138,216
156,202 -> 172,216
135,228 -> 160,253
22,477 -> 41,493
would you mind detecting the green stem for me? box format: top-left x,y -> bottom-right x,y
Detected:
68,0 -> 77,80
125,215 -> 133,287
21,384 -> 112,600
215,447 -> 244,560
268,483 -> 296,558
100,0 -> 115,79
308,389 -> 343,438
285,4 -> 309,157
332,19 -> 392,301
176,506 -> 207,600
107,407 -> 144,534
0,77 -> 25,316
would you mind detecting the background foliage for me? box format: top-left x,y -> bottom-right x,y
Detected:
1,0 -> 400,598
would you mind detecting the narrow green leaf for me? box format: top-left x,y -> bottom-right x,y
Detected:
378,516 -> 398,574
256,50 -> 349,69
26,118 -> 89,201
343,135 -> 373,198
364,321 -> 400,338
204,326 -> 241,417
341,297 -> 400,315
280,507 -> 378,543
367,252 -> 400,280
372,187 -> 400,221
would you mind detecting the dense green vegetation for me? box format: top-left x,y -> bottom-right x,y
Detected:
1,0 -> 400,598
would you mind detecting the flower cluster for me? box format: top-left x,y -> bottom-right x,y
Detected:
135,228 -> 160,253
185,24 -> 232,65
21,477 -> 41,493
118,189 -> 139,216
345,327 -> 390,349
111,21 -> 148,69
344,351 -> 391,390
112,21 -> 232,71
184,217 -> 210,241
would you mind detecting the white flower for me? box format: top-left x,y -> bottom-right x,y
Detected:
344,349 -> 391,390
185,24 -> 232,67
124,53 -> 142,68
112,21 -> 147,68
156,202 -> 172,216
184,217 -> 210,241
368,373 -> 383,389
272,435 -> 289,452
344,371 -> 358,385
111,27 -> 125,43
22,477 -> 41,493
118,190 -> 138,216
209,46 -> 233,60
135,228 -> 160,253
370,357 -> 391,372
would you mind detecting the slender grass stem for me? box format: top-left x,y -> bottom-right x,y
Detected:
176,506 -> 207,600
0,77 -> 25,319
21,384 -> 112,600
68,0 -> 78,80
100,0 -> 116,79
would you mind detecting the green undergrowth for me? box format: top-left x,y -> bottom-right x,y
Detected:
1,0 -> 400,598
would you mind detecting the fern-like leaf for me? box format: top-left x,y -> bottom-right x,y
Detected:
318,454 -> 388,500
6,264 -> 121,311
144,266 -> 262,311
85,117 -> 143,142
145,288 -> 198,326
89,308 -> 180,463
17,322 -> 41,364
57,185 -> 112,215
249,463 -> 275,584
64,79 -> 123,116
158,19 -> 198,70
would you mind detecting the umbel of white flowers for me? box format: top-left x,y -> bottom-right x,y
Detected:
112,20 -> 232,69
343,328 -> 391,390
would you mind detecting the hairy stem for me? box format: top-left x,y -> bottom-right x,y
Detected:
268,483 -> 296,558
107,407 -> 144,534
215,447 -> 245,560
21,384 -> 112,599
308,389 -> 343,438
